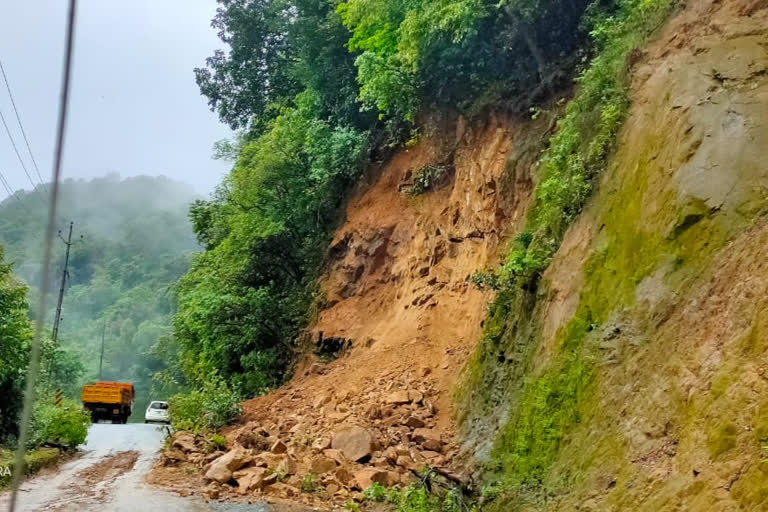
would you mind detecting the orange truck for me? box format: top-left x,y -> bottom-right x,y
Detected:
81,381 -> 135,424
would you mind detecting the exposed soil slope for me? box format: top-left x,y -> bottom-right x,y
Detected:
151,111 -> 560,506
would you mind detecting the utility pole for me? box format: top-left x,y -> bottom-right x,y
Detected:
98,319 -> 106,380
52,221 -> 75,344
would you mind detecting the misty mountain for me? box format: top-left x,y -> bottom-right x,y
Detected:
0,174 -> 201,419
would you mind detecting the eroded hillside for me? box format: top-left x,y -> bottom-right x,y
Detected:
459,0 -> 768,509
153,0 -> 768,509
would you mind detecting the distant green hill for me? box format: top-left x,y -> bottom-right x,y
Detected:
0,174 -> 200,420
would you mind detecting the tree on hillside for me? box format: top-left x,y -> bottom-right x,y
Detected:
0,247 -> 33,442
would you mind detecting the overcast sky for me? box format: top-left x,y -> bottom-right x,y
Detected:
0,0 -> 232,200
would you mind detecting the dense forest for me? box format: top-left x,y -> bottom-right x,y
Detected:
0,175 -> 200,419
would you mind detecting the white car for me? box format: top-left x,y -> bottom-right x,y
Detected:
144,401 -> 170,424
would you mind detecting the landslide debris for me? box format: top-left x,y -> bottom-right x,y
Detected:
156,377 -> 468,507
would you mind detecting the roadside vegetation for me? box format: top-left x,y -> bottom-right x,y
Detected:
459,0 -> 677,508
0,246 -> 90,488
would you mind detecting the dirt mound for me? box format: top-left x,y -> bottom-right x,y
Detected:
75,451 -> 139,485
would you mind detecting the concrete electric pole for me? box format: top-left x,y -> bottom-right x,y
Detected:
51,221 -> 77,344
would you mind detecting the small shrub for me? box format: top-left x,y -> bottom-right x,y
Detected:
169,374 -> 241,432
363,481 -> 388,502
383,484 -> 470,512
0,448 -> 62,489
28,399 -> 90,450
471,270 -> 501,291
300,472 -> 319,493
409,165 -> 450,196
208,433 -> 227,451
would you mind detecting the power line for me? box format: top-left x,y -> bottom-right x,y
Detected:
0,58 -> 58,218
0,167 -> 34,217
0,58 -> 45,185
7,0 -> 78,509
0,108 -> 48,211
0,108 -> 40,192
0,167 -> 14,197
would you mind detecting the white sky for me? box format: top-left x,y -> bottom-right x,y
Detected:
0,0 -> 233,200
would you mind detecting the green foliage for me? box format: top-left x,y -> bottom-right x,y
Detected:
363,482 -> 388,502
383,485 -> 468,512
174,90 -> 368,396
490,314 -> 593,486
339,0 -> 590,122
461,0 -> 677,505
0,246 -> 34,443
409,165 -> 450,196
473,0 -> 676,295
196,0 -> 369,132
28,398 -> 90,450
300,472 -> 319,493
490,0 -> 677,293
208,433 -> 227,451
168,374 -> 242,432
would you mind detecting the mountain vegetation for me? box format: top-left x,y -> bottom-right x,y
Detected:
0,175 -> 200,420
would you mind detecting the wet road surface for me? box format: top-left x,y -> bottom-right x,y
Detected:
0,424 -> 296,512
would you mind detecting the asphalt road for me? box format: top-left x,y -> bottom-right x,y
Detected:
0,424 -> 285,512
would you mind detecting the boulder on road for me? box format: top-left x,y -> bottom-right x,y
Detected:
233,466 -> 268,493
403,416 -> 425,429
171,432 -> 198,453
412,428 -> 441,444
312,436 -> 332,451
204,444 -> 251,483
309,454 -> 337,474
276,456 -> 298,476
270,440 -> 288,454
331,426 -> 375,462
163,447 -> 188,465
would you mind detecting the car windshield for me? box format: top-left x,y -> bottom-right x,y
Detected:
150,402 -> 168,410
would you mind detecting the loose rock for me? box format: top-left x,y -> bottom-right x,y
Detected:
331,425 -> 375,462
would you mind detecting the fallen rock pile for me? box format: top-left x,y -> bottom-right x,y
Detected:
159,373 -> 466,506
